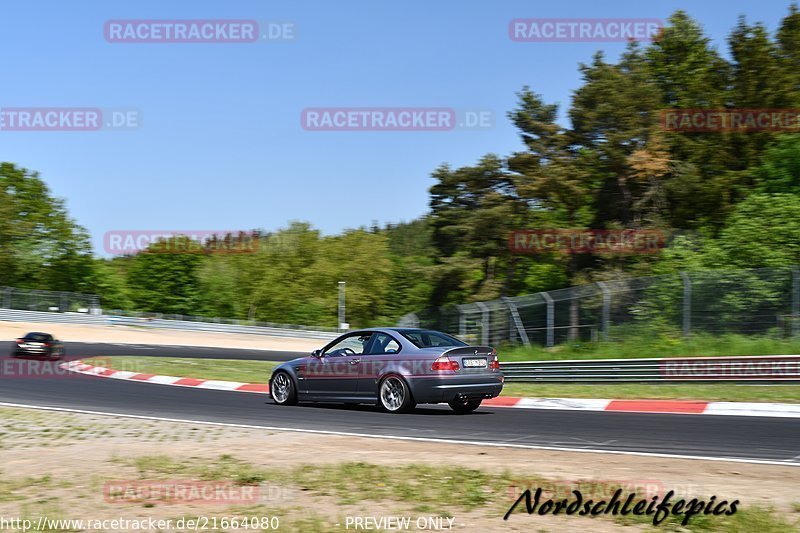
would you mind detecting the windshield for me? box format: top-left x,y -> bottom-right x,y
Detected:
398,330 -> 467,348
24,333 -> 51,342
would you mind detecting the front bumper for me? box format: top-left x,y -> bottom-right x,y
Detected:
407,374 -> 504,403
13,347 -> 58,357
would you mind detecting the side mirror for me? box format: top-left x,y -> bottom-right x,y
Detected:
311,349 -> 322,358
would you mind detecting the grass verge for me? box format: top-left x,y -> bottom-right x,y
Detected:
87,356 -> 279,383
500,333 -> 800,362
125,455 -> 798,532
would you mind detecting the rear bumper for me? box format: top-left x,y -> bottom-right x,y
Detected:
407,374 -> 504,404
12,348 -> 58,358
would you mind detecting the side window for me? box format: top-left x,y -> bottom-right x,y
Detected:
323,333 -> 373,357
367,333 -> 401,355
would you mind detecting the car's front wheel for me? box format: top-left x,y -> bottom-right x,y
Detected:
378,376 -> 415,413
448,397 -> 482,414
270,372 -> 298,406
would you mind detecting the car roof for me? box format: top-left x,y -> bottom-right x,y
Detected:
350,327 -> 427,332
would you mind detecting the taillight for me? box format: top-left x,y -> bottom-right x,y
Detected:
15,338 -> 23,344
489,349 -> 499,370
431,356 -> 459,371
43,343 -> 50,347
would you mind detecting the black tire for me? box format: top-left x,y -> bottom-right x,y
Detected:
270,372 -> 298,406
378,375 -> 416,413
448,397 -> 482,414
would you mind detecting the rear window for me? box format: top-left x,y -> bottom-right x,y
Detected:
24,333 -> 52,342
398,330 -> 466,348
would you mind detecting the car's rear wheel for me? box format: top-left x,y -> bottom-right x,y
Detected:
270,372 -> 298,406
448,397 -> 482,414
378,376 -> 415,413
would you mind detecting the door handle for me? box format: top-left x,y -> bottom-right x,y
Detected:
349,359 -> 361,365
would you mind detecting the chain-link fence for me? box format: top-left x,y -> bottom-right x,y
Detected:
397,267 -> 800,346
0,287 -> 101,314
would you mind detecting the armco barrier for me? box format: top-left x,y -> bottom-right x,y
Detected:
499,355 -> 800,382
0,308 -> 338,341
0,308 -> 107,326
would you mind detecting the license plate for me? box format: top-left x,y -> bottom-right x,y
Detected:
463,357 -> 487,368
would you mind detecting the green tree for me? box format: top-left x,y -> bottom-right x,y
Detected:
0,162 -> 94,291
126,236 -> 205,315
755,135 -> 800,194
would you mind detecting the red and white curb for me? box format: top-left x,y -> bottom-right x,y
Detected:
61,360 -> 800,418
482,396 -> 800,418
60,360 -> 269,394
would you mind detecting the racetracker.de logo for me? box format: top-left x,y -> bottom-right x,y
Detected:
103,480 -> 259,504
509,18 -> 663,42
661,109 -> 800,132
508,478 -> 676,500
0,108 -> 140,131
0,358 -> 111,380
660,356 -> 800,379
104,230 -> 260,255
510,229 -> 666,255
104,20 -> 296,43
301,108 -> 494,131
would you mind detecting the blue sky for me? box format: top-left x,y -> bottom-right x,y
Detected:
0,0 -> 794,255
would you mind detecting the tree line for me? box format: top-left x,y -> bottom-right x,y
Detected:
5,9 -> 800,328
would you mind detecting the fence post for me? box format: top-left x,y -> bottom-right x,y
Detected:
2,287 -> 10,309
793,266 -> 799,338
90,295 -> 101,315
508,302 -> 515,343
476,302 -> 490,345
596,282 -> 610,341
541,291 -> 554,347
681,271 -> 691,338
458,308 -> 466,337
503,297 -> 530,345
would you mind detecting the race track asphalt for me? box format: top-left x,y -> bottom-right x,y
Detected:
0,341 -> 798,464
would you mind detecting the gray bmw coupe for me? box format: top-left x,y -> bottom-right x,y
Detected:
269,328 -> 503,413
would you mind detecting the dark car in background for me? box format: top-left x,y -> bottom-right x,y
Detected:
269,328 -> 503,413
11,332 -> 65,360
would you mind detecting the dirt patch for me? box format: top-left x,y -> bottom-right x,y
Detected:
0,321 -> 323,352
0,406 -> 797,532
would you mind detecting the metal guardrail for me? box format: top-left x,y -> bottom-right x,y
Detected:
499,355 -> 800,382
105,315 -> 338,340
0,309 -> 107,325
0,309 -> 338,341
